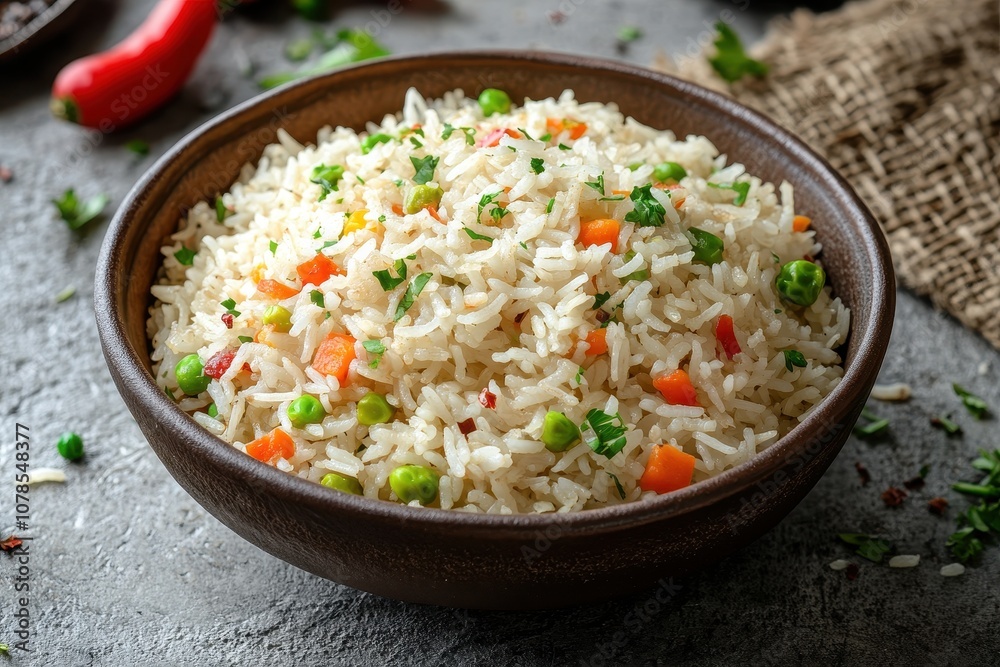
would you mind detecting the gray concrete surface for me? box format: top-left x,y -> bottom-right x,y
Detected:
1,0 -> 997,664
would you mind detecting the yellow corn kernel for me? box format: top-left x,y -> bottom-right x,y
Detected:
343,209 -> 369,235
250,264 -> 265,284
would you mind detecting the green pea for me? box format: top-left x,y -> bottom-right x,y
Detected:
357,392 -> 394,426
288,395 -> 326,429
389,465 -> 439,505
262,305 -> 292,332
320,472 -> 364,495
175,354 -> 211,395
688,228 -> 725,266
619,250 -> 650,284
56,432 -> 84,461
361,133 -> 393,154
776,259 -> 826,307
478,88 -> 512,116
404,184 -> 444,214
653,161 -> 687,183
541,411 -> 581,452
207,403 -> 219,418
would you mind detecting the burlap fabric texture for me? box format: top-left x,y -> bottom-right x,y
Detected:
659,0 -> 1000,347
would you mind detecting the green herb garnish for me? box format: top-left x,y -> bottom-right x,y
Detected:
708,22 -> 769,83
363,339 -> 386,368
409,155 -> 439,185
783,349 -> 807,372
259,29 -> 390,89
309,290 -> 325,308
269,240 -> 278,255
948,449 -> 1000,562
125,139 -> 149,156
54,286 -> 76,303
478,190 -> 508,222
584,172 -> 606,195
580,409 -> 628,458
592,292 -> 612,310
608,472 -> 627,499
310,164 -> 344,202
838,533 -> 893,563
373,258 -> 409,291
463,227 -> 494,243
933,415 -> 962,435
558,143 -> 572,150
854,407 -> 889,437
530,157 -> 545,174
238,335 -> 253,344
52,189 -> 109,230
954,384 -> 989,419
174,246 -> 196,266
395,272 -> 432,321
708,181 -> 751,206
623,184 -> 666,228
546,197 -> 555,214
284,36 -> 313,61
221,298 -> 241,318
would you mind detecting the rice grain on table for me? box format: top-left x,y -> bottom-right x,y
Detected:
148,88 -> 849,513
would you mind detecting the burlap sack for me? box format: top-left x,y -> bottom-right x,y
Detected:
658,0 -> 1000,347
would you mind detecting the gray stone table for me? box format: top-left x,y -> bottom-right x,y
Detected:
1,0 -> 997,664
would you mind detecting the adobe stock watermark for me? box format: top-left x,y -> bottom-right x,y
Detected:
876,0 -> 930,39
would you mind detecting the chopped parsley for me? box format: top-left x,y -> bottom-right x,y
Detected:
393,179 -> 404,187
54,286 -> 76,303
258,29 -> 390,89
546,197 -> 555,214
519,242 -> 528,250
580,409 -> 628,458
356,175 -> 365,184
539,133 -> 552,142
409,155 -> 439,185
395,272 -> 433,321
441,123 -> 476,145
284,36 -> 313,61
309,290 -> 325,308
313,228 -> 322,239
948,449 -> 1000,562
238,335 -> 253,344
783,349 -> 807,372
373,259 -> 409,291
558,143 -> 571,150
409,136 -> 424,149
220,298 -> 241,318
268,240 -> 278,255
617,26 -> 642,43
518,127 -> 535,141
627,162 -> 644,171
363,339 -> 386,368
125,139 -> 150,156
378,214 -> 386,223
854,407 -> 889,437
584,172 -> 606,195
52,189 -> 109,230
530,157 -> 545,174
838,533 -> 893,563
215,197 -> 229,222
954,384 -> 989,419
932,414 -> 962,435
608,472 -> 626,499
463,227 -> 494,243
592,292 -> 612,310
317,239 -> 338,252
623,184 -> 666,228
575,366 -> 586,385
708,181 -> 751,206
771,252 -> 780,263
708,22 -> 769,83
310,164 -> 344,201
600,195 -> 626,202
478,190 -> 508,222
173,246 -> 196,266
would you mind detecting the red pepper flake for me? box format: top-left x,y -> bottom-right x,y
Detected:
928,497 -> 949,515
803,254 -> 814,262
546,9 -> 566,24
221,313 -> 234,329
595,309 -> 610,323
458,418 -> 477,436
513,311 -> 528,324
204,349 -> 237,379
478,388 -> 496,410
881,486 -> 907,508
845,563 -> 860,581
0,166 -> 12,183
0,535 -> 23,553
854,462 -> 871,486
903,475 -> 925,491
714,314 -> 742,360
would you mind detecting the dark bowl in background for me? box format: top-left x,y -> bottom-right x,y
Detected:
95,51 -> 894,609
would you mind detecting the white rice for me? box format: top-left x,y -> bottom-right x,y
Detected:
148,88 -> 849,513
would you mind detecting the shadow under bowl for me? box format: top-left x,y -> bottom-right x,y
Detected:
95,51 -> 894,610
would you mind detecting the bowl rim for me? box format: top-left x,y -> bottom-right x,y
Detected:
96,50 -> 894,539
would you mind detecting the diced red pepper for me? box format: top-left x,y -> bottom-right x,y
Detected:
478,388 -> 497,409
458,418 -> 477,435
715,314 -> 741,360
204,349 -> 237,379
296,254 -> 340,287
221,313 -> 234,329
476,128 -> 521,148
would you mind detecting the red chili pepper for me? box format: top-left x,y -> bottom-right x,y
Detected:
715,314 -> 742,360
50,0 -> 218,130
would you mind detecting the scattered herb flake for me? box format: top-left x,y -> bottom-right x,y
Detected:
623,184 -> 666,228
546,197 -> 555,214
708,181 -> 751,206
220,298 -> 241,318
947,449 -> 1000,561
584,172 -> 606,195
317,240 -> 338,252
409,136 -> 424,149
838,533 -> 893,563
617,26 -> 642,43
463,227 -> 494,243
530,157 -> 545,174
52,189 -> 109,230
854,407 -> 889,437
268,240 -> 278,255
575,366 -> 586,385
373,259 -> 408,291
592,292 -> 612,310
216,197 -> 228,222
539,132 -> 552,142
173,246 -> 196,265
394,272 -> 432,321
125,139 -> 150,156
258,29 -> 390,89
580,409 -> 628,458
599,195 -> 626,201
237,335 -> 253,344
783,349 -> 807,372
931,414 -> 962,435
284,36 -> 314,61
309,290 -> 324,308
310,164 -> 345,201
313,228 -> 322,239
363,339 -> 386,368
708,22 -> 769,83
558,143 -> 572,150
410,155 -> 439,185
953,384 -> 989,419
608,472 -> 626,499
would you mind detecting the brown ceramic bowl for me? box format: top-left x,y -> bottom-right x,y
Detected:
95,51 -> 894,609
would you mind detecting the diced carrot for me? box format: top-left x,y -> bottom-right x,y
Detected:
611,189 -> 631,195
639,444 -> 696,494
245,428 -> 295,464
426,205 -> 443,222
715,314 -> 742,360
392,203 -> 404,216
652,369 -> 701,407
296,254 -> 340,287
311,332 -> 356,385
578,218 -> 620,252
546,117 -> 587,139
583,328 -> 608,356
257,279 -> 300,300
793,215 -> 812,232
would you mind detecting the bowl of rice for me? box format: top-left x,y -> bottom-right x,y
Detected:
96,51 -> 894,608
